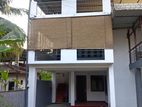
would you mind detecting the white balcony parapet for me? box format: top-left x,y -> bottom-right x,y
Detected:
29,0 -> 111,18
28,49 -> 114,65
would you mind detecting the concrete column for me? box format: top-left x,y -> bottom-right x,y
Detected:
108,64 -> 116,107
28,67 -> 37,107
30,0 -> 37,18
135,69 -> 142,107
70,72 -> 75,106
52,72 -> 56,103
69,72 -> 71,103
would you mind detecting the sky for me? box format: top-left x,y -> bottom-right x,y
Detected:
1,0 -> 30,34
1,0 -> 30,48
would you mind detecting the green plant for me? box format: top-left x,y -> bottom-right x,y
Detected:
39,70 -> 52,81
13,78 -> 20,89
0,70 -> 9,91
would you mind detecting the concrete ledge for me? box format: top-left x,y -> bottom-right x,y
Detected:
114,3 -> 142,10
129,59 -> 142,69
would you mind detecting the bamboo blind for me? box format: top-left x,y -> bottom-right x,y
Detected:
28,16 -> 113,50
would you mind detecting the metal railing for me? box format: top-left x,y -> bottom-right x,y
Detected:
112,0 -> 142,3
130,41 -> 142,63
37,1 -> 62,15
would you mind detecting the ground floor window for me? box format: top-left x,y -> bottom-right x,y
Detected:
91,76 -> 105,91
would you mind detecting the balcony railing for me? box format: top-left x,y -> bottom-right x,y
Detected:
112,0 -> 142,3
35,49 -> 61,61
130,41 -> 142,63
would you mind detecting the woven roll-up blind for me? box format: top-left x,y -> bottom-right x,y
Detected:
28,16 -> 113,50
72,16 -> 113,49
28,18 -> 71,49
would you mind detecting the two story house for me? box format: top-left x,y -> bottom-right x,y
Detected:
27,0 -> 142,107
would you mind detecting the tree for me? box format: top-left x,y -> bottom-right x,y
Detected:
0,0 -> 27,15
0,70 -> 9,91
0,17 -> 26,61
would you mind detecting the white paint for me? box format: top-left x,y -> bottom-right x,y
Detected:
61,49 -> 77,63
103,0 -> 111,14
69,72 -> 71,103
28,49 -> 113,65
62,0 -> 76,15
108,64 -> 116,107
28,67 -> 37,107
28,51 -> 35,64
52,72 -> 56,103
29,0 -> 111,18
75,72 -> 107,102
30,0 -> 37,18
87,74 -> 106,101
70,72 -> 75,106
113,29 -> 137,107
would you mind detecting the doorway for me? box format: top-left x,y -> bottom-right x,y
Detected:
76,75 -> 87,102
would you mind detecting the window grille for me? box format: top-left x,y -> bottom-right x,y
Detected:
77,49 -> 105,60
35,49 -> 61,61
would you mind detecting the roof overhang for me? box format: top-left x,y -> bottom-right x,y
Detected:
113,3 -> 142,29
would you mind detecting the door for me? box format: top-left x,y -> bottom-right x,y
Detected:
76,75 -> 87,102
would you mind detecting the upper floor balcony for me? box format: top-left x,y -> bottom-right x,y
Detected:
29,0 -> 111,18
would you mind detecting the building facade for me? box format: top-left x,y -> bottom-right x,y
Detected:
27,0 -> 142,107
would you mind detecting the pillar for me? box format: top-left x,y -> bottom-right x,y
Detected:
52,72 -> 56,103
28,67 -> 37,107
108,64 -> 116,107
70,72 -> 75,106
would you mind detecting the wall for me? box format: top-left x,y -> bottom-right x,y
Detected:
0,90 -> 25,107
0,74 -> 26,91
75,71 -> 107,102
113,29 -> 137,107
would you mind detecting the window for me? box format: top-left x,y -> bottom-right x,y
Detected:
91,76 -> 105,91
35,49 -> 61,61
77,0 -> 103,13
36,0 -> 62,15
77,49 -> 105,60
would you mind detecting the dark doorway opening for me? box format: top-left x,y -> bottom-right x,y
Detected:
76,75 -> 87,102
8,81 -> 15,91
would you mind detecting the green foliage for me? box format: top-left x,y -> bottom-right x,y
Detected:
39,70 -> 52,81
0,70 -> 9,91
13,78 -> 20,89
0,17 -> 26,61
0,95 -> 13,107
0,0 -> 28,15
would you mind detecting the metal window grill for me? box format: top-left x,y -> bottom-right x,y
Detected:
77,49 -> 105,60
130,41 -> 142,63
35,49 -> 61,61
77,0 -> 103,13
36,0 -> 62,15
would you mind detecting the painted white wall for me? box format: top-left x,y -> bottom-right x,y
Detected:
75,71 -> 107,102
30,0 -> 111,18
28,67 -> 37,107
28,49 -> 114,65
113,29 -> 137,107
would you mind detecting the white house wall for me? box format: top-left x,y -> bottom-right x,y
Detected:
75,71 -> 107,102
113,29 -> 137,107
28,49 -> 114,65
